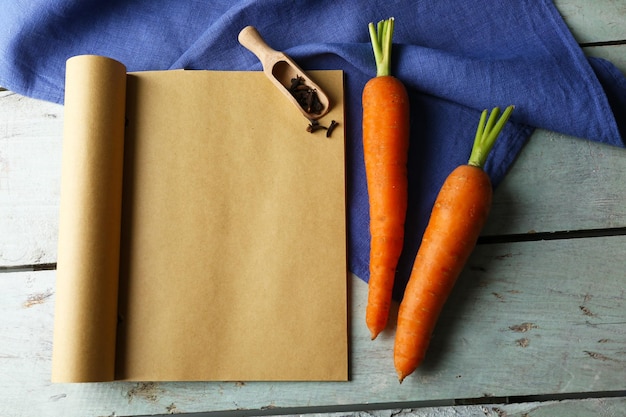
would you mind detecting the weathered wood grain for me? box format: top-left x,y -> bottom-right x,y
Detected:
486,131 -> 626,236
0,91 -> 63,267
555,0 -> 626,44
485,43 -> 626,236
584,43 -> 626,69
3,235 -> 625,416
502,396 -> 626,417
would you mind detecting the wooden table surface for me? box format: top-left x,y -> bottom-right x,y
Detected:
2,1 -> 626,416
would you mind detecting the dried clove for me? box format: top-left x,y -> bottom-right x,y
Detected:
306,119 -> 328,133
289,76 -> 302,91
289,75 -> 324,115
305,119 -> 339,138
326,120 -> 338,138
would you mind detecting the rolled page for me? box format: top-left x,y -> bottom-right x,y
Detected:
52,55 -> 127,382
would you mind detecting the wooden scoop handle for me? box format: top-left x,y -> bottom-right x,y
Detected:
238,25 -> 331,120
238,26 -> 283,69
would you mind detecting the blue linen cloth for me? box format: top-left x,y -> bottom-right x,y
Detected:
2,0 -> 625,298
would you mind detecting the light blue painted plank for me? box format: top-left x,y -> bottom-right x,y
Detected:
487,44 -> 626,236
487,132 -> 626,235
555,0 -> 626,43
2,236 -> 626,416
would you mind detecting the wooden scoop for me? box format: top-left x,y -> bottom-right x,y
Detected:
238,26 -> 331,120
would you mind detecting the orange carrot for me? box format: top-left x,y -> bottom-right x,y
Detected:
394,105 -> 515,382
363,17 -> 410,340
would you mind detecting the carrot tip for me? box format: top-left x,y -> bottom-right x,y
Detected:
369,329 -> 380,340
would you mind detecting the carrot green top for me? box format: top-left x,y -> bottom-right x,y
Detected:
468,105 -> 515,169
368,17 -> 395,77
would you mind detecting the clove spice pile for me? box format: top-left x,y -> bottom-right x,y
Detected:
289,75 -> 324,115
289,75 -> 338,138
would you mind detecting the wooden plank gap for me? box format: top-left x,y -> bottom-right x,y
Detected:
478,227 -> 626,244
580,39 -> 626,47
455,390 -> 626,407
0,262 -> 57,273
508,390 -> 626,404
454,396 -> 509,406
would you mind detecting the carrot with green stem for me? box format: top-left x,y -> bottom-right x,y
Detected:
363,17 -> 410,340
394,105 -> 515,382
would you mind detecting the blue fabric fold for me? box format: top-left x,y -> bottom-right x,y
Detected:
2,0 -> 624,297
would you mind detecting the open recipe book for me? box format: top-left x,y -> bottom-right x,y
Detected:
52,55 -> 348,382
